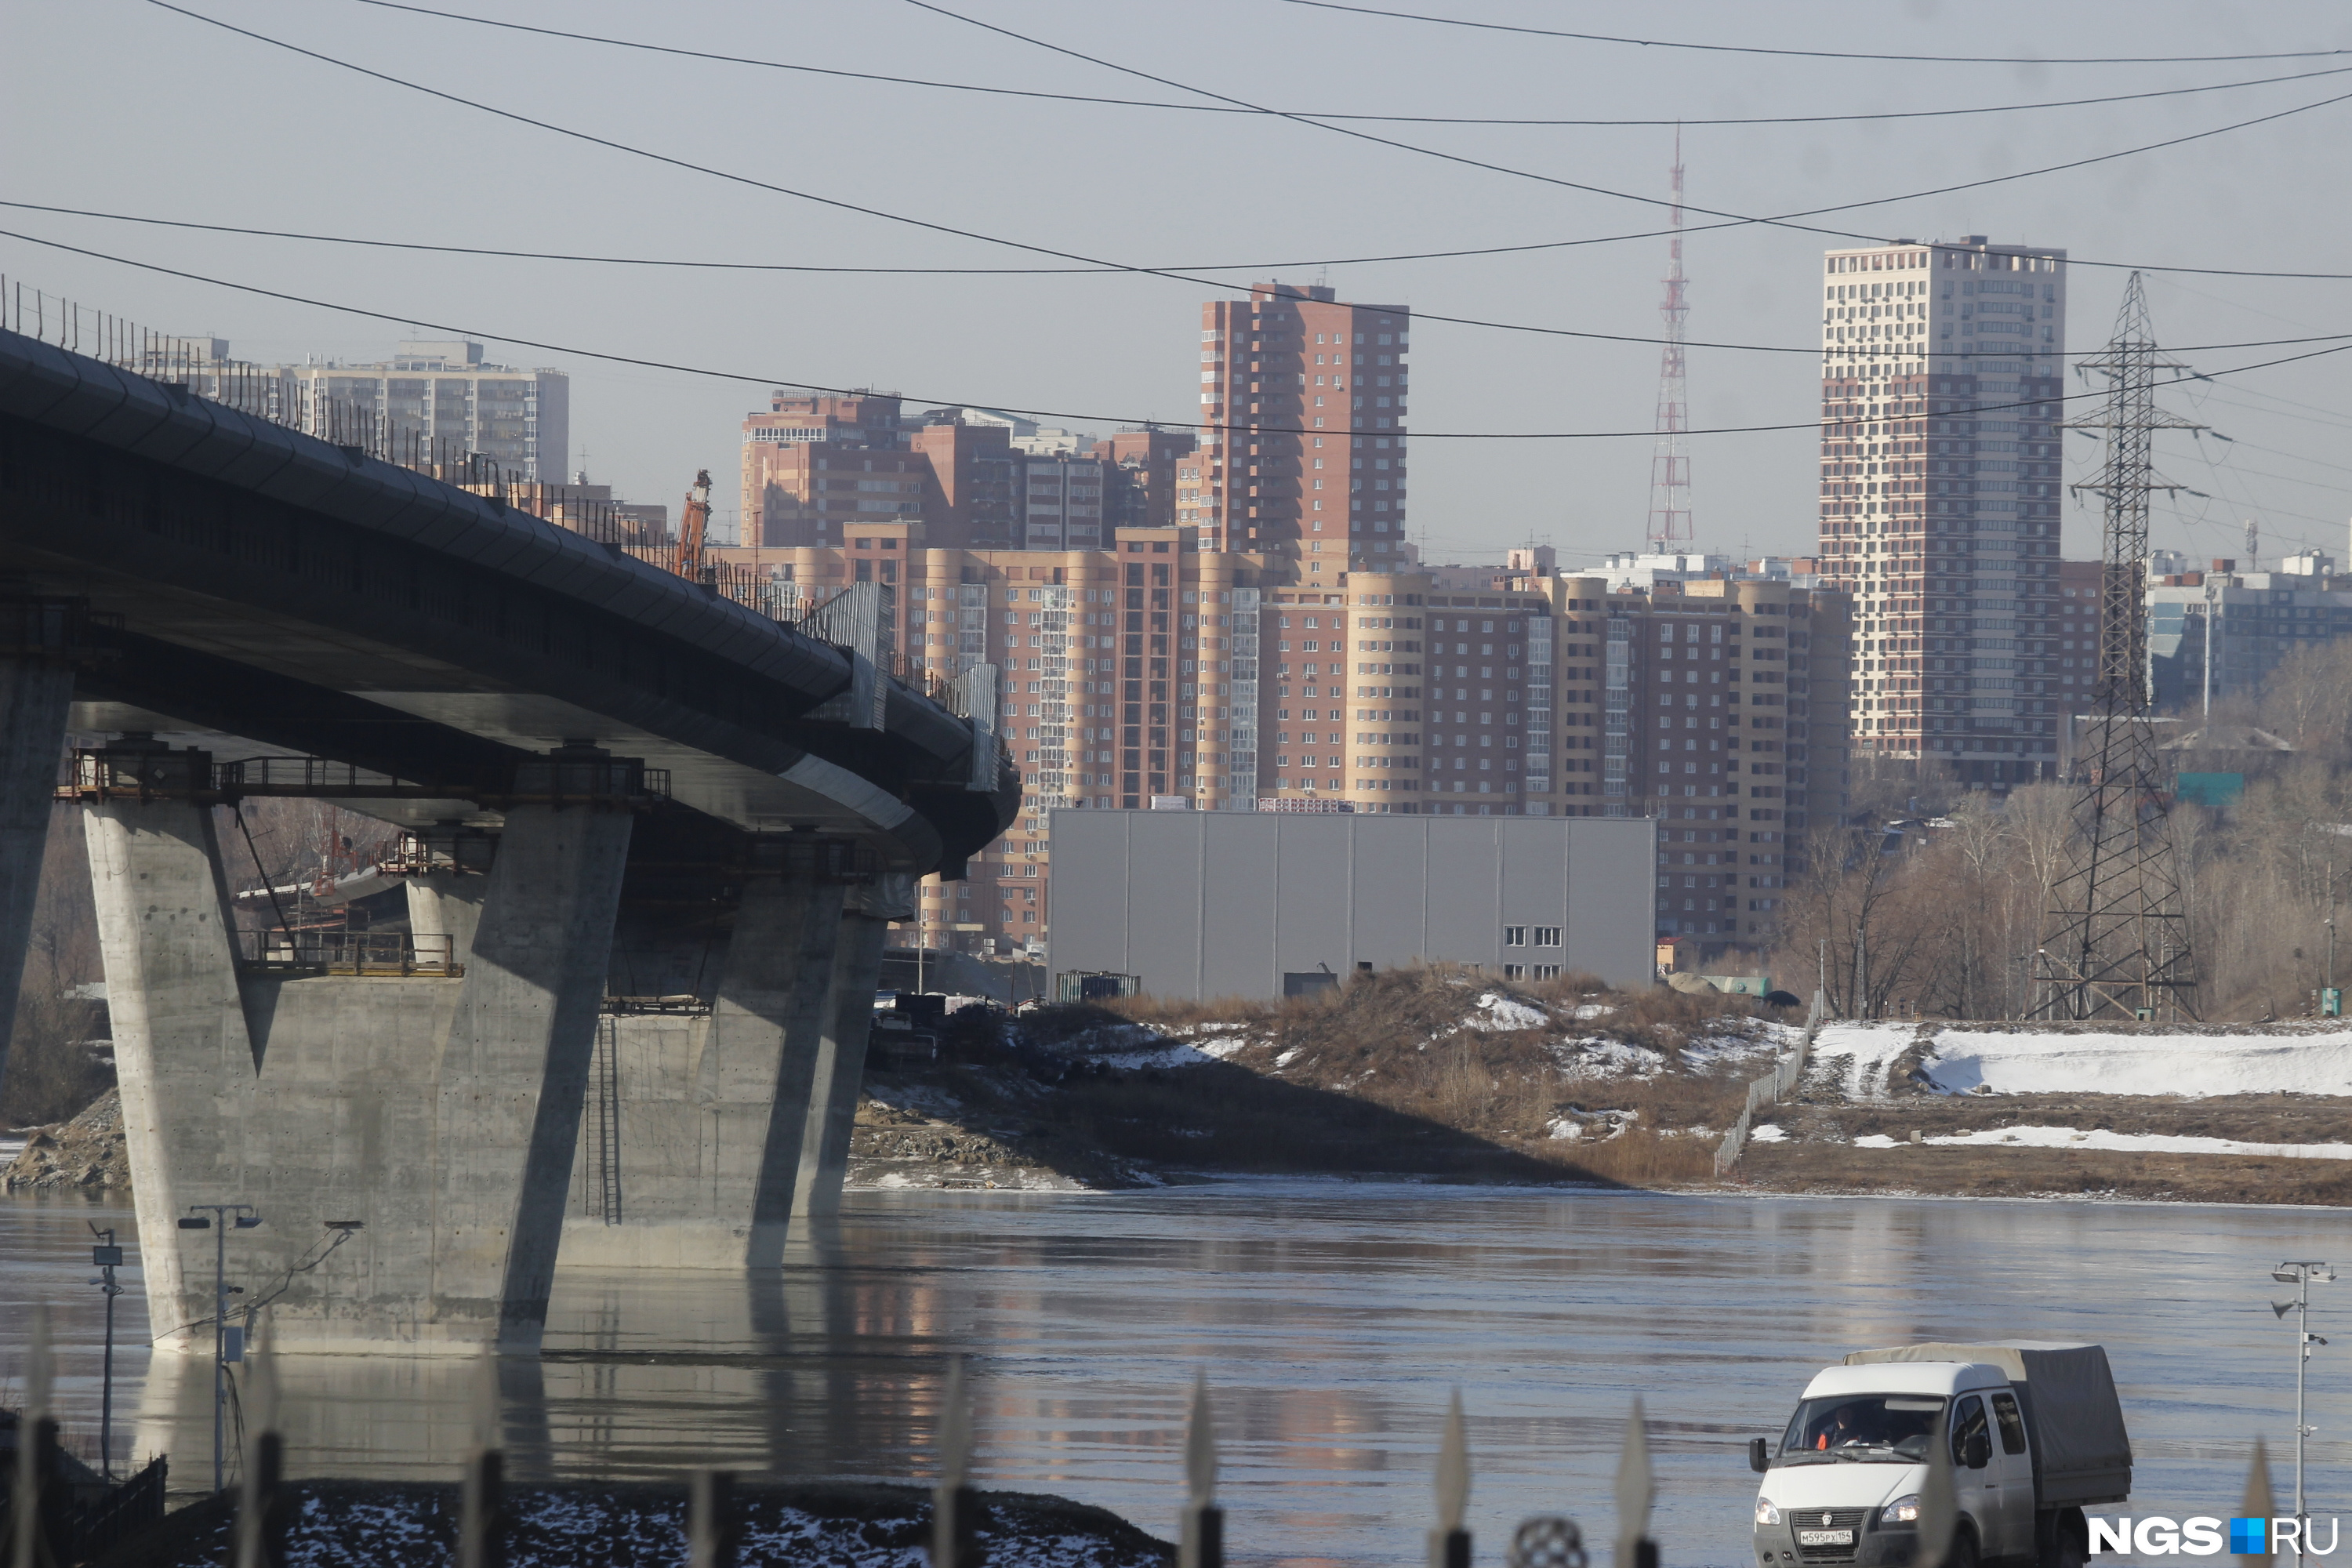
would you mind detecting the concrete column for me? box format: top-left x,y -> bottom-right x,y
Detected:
436,804 -> 633,1353
93,787 -> 631,1357
82,796 -> 260,1355
790,873 -> 915,1221
0,655 -> 74,1093
556,868 -> 848,1270
405,871 -> 487,967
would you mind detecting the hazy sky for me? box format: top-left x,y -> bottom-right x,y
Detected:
9,1 -> 2351,567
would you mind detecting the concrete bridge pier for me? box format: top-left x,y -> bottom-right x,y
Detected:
83,740 -> 636,1356
0,602 -> 92,1091
793,874 -> 915,1222
558,862 -> 914,1266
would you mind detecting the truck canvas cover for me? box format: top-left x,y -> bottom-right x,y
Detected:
1843,1341 -> 2132,1506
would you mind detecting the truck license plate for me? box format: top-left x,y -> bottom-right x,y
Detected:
1798,1531 -> 1855,1547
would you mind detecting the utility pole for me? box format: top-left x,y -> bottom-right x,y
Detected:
2037,274 -> 2201,1021
2272,1261 -> 2335,1568
178,1203 -> 260,1491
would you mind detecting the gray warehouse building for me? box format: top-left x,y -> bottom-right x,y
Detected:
1047,810 -> 1657,1000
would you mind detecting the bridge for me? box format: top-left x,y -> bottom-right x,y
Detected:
0,317 -> 1017,1354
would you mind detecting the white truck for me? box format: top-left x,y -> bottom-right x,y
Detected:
1749,1343 -> 2132,1568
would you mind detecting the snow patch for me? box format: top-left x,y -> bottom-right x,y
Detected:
1548,1037 -> 1668,1079
1573,1003 -> 1617,1020
1926,1029 -> 2352,1099
1092,1042 -> 1223,1072
1809,1023 -> 1920,1100
1918,1124 -> 2352,1160
1273,1047 -> 1305,1069
1749,1123 -> 1788,1143
1465,993 -> 1550,1032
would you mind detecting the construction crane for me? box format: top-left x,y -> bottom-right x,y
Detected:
677,468 -> 714,579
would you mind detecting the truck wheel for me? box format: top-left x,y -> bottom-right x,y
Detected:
2049,1510 -> 2089,1568
1947,1526 -> 1980,1568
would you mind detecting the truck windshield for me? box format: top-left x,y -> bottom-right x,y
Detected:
1777,1396 -> 1947,1465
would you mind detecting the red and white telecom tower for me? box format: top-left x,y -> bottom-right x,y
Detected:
1645,129 -> 1693,549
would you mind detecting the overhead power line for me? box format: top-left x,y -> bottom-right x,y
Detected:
8,229 -> 2351,443
1282,1 -> 2352,67
899,0 -> 2352,258
14,201 -> 2352,362
145,0 -> 2352,323
341,0 -> 2352,129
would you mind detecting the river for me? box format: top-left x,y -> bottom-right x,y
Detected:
2,1184 -> 2339,1566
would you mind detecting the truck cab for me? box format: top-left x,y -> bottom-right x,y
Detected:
1751,1343 -> 2127,1568
1752,1361 -> 2031,1568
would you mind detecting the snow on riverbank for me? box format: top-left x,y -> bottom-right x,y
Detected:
1852,1124 -> 2352,1160
1926,1029 -> 2352,1098
1809,1023 -> 1920,1098
1804,1022 -> 2352,1101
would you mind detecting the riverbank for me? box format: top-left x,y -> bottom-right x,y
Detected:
93,1479 -> 1171,1568
850,978 -> 2352,1207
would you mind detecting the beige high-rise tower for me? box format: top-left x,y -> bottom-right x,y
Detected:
1817,236 -> 2067,790
1183,282 -> 1413,580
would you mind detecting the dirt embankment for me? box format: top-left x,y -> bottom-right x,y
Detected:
848,967 -> 1782,1192
1731,1025 -> 2352,1213
853,978 -> 2352,1207
3,1087 -> 129,1192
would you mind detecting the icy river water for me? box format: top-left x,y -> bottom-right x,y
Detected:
2,1184 -> 2341,1566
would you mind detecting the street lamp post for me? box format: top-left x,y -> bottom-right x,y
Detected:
178,1203 -> 261,1491
2273,1260 -> 2336,1568
87,1225 -> 124,1480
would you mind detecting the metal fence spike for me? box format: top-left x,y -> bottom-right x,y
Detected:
1614,1396 -> 1654,1568
1431,1390 -> 1473,1568
932,1358 -> 975,1568
9,1305 -> 50,1568
1915,1416 -> 1958,1568
2239,1438 -> 2277,1568
690,1468 -> 739,1568
1185,1373 -> 1218,1507
938,1356 -> 973,1494
1180,1374 -> 1225,1568
470,1350 -> 502,1456
1438,1389 -> 1470,1533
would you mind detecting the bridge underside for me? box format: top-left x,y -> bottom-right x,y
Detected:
0,328 -> 1017,1353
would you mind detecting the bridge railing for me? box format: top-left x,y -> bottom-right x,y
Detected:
234,930 -> 463,977
0,285 -> 924,669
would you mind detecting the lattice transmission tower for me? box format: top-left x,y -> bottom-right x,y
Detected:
1644,129 -> 1692,550
2035,273 -> 2202,1021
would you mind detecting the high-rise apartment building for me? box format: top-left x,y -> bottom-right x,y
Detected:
1252,568 -> 1849,950
1013,452 -> 1109,550
699,524 -> 1285,954
204,339 -> 569,481
1817,237 -> 2067,790
742,394 -> 920,546
743,396 -> 1192,553
1092,428 -> 1196,532
1191,283 -> 1413,578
